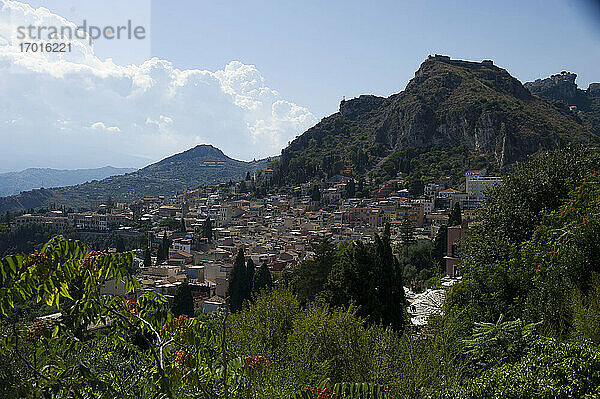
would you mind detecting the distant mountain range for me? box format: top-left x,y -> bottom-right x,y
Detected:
0,145 -> 274,213
272,55 -> 598,186
0,166 -> 136,197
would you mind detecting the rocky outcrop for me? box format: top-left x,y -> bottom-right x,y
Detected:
277,56 -> 596,184
373,57 -> 585,166
588,83 -> 600,98
339,95 -> 385,120
524,72 -> 578,105
525,72 -> 600,138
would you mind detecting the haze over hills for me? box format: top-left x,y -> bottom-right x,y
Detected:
272,55 -> 597,186
0,166 -> 136,197
0,145 -> 273,213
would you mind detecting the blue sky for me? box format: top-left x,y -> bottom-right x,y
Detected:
20,0 -> 600,118
1,0 -> 599,172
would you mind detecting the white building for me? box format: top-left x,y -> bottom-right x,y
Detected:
171,238 -> 192,254
465,169 -> 503,201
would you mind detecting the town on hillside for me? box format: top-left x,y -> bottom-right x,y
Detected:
11,167 -> 502,323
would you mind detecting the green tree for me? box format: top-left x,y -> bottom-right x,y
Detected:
407,176 -> 424,196
398,241 -> 435,288
373,231 -> 406,331
447,149 -> 600,328
452,339 -> 600,399
310,184 -> 321,202
171,281 -> 194,317
143,247 -> 151,267
159,218 -> 181,230
228,248 -> 249,312
156,233 -> 171,265
227,288 -> 400,398
324,240 -> 371,311
432,225 -> 448,265
115,235 -> 126,253
345,179 -> 356,198
246,258 -> 255,298
448,202 -> 462,226
463,315 -> 539,375
285,236 -> 336,302
202,217 -> 213,242
0,236 -> 235,398
318,231 -> 406,331
253,261 -> 273,292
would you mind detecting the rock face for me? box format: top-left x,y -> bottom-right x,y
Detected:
376,56 -> 550,167
588,83 -> 600,98
524,72 -> 579,105
525,72 -> 600,137
340,95 -> 385,120
277,56 -> 596,185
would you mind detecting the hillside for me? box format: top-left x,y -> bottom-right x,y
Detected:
0,166 -> 136,197
524,71 -> 600,137
0,145 -> 272,212
273,55 -> 597,186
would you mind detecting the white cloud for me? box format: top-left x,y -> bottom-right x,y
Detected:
0,0 -> 316,171
89,122 -> 121,132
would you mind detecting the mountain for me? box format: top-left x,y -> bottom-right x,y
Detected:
524,72 -> 600,137
0,145 -> 273,213
273,55 -> 597,186
0,166 -> 136,197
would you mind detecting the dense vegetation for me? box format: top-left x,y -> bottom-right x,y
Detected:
446,148 -> 600,331
282,227 -> 406,331
373,145 -> 499,187
0,223 -> 146,258
1,148 -> 600,398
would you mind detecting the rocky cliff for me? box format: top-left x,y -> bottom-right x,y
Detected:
524,72 -> 579,105
274,55 -> 596,185
525,72 -> 600,137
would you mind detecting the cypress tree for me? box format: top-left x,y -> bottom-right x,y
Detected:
202,217 -> 213,242
345,179 -> 356,198
449,202 -> 462,226
143,247 -> 151,267
171,281 -> 194,317
310,185 -> 321,202
432,225 -> 448,266
384,222 -> 391,241
246,258 -> 255,299
374,230 -> 406,331
228,248 -> 248,312
115,236 -> 126,253
156,233 -> 171,265
253,261 -> 273,292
